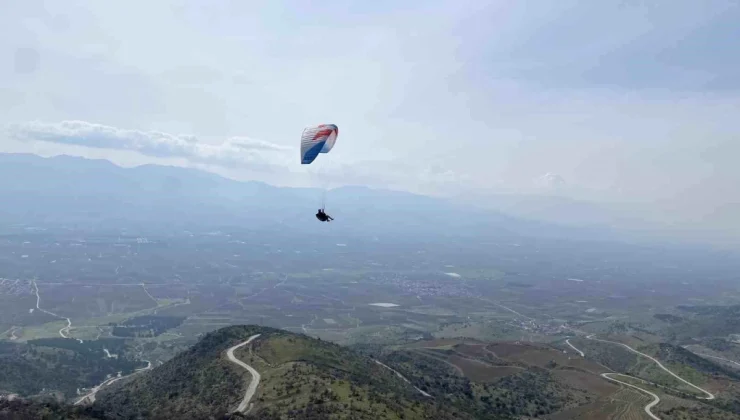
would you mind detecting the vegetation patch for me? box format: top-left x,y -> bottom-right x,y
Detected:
110,315 -> 186,338
0,340 -> 142,400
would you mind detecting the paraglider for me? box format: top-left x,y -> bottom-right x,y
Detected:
301,124 -> 338,222
300,124 -> 338,165
315,209 -> 333,222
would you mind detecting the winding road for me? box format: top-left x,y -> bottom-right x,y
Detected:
585,335 -> 715,400
74,360 -> 152,406
601,373 -> 661,420
32,280 -> 80,342
373,360 -> 433,397
567,338 -> 663,420
226,334 -> 262,414
565,338 -> 585,357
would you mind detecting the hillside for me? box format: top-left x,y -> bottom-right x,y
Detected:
0,399 -> 109,420
0,340 -> 142,400
377,340 -> 605,419
668,305 -> 740,340
5,325 -> 740,419
93,325 -> 264,419
93,325 -> 466,420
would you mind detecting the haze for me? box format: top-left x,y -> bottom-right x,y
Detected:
2,0 -> 739,246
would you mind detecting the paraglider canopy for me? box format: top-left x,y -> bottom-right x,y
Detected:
301,124 -> 338,165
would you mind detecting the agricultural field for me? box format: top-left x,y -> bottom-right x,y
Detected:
2,226 -> 740,418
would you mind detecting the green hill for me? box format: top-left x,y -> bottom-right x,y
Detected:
94,325 -> 465,420
94,325 -> 265,419
6,325 -> 740,419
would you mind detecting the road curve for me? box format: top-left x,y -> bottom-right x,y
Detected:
74,360 -> 152,406
601,373 -> 661,420
565,338 -> 585,357
32,280 -> 75,340
226,334 -> 262,413
563,338 -> 661,418
587,335 -> 715,400
373,360 -> 433,397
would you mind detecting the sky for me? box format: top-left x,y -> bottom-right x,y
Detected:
1,0 -> 739,243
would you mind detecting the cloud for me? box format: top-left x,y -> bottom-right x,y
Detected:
534,172 -> 566,190
229,137 -> 292,152
8,120 -> 294,170
6,120 -> 466,196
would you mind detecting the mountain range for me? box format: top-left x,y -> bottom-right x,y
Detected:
0,153 -> 619,244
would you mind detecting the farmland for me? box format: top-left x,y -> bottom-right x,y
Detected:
2,225 -> 740,418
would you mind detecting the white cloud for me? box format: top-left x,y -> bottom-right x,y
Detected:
534,172 -> 566,190
8,120 -> 294,171
229,137 -> 292,152
5,120 -> 466,196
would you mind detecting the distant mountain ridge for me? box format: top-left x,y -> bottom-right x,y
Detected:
0,153 -> 617,243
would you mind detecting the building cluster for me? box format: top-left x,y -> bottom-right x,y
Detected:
378,273 -> 476,298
